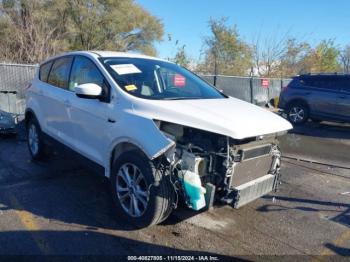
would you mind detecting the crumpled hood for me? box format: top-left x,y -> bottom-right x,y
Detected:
132,97 -> 292,139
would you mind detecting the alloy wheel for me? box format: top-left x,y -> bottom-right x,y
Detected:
116,163 -> 149,217
289,106 -> 305,123
28,124 -> 39,155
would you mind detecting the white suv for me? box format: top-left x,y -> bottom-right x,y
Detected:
26,51 -> 292,227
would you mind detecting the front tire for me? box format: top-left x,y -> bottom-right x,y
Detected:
26,117 -> 46,160
287,102 -> 309,125
110,150 -> 175,228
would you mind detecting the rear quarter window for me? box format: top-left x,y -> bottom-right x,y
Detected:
300,77 -> 335,90
39,61 -> 53,82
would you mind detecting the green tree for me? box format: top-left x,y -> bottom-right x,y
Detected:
306,40 -> 341,73
198,17 -> 252,75
0,0 -> 163,63
172,44 -> 190,68
278,39 -> 312,76
67,0 -> 163,55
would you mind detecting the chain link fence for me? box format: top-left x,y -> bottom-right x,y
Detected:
0,63 -> 38,114
200,74 -> 292,104
0,63 -> 292,115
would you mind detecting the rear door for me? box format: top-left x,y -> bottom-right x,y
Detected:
301,76 -> 339,117
336,77 -> 350,121
33,60 -> 54,131
44,56 -> 75,145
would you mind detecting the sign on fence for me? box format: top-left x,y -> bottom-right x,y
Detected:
261,78 -> 269,88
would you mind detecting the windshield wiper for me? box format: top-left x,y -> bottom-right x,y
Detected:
162,97 -> 202,100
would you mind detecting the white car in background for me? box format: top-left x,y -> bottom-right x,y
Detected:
25,51 -> 292,227
0,109 -> 16,135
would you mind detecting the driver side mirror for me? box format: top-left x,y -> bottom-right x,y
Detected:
75,83 -> 102,99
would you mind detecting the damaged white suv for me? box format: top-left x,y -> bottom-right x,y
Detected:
25,51 -> 292,227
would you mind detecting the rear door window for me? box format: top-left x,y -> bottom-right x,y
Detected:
301,77 -> 336,91
47,57 -> 73,89
39,61 -> 53,82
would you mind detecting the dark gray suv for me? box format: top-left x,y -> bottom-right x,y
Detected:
278,74 -> 350,125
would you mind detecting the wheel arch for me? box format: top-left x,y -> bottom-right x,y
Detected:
25,108 -> 37,128
286,98 -> 310,111
108,141 -> 150,179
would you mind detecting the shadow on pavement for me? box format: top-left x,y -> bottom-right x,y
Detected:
257,195 -> 350,256
0,121 -> 215,230
280,122 -> 350,168
0,147 -> 203,231
257,195 -> 350,228
290,121 -> 350,140
0,230 -> 240,259
324,243 -> 350,256
259,195 -> 350,209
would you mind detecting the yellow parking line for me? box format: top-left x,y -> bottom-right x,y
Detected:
9,194 -> 52,254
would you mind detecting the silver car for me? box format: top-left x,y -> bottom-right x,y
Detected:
279,74 -> 350,125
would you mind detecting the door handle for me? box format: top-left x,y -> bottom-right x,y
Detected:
108,118 -> 116,123
338,95 -> 346,99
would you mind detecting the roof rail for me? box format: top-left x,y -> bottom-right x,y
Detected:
299,72 -> 350,77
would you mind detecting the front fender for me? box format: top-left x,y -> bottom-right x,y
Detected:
104,113 -> 175,177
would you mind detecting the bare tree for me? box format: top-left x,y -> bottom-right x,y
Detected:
340,45 -> 350,73
0,0 -> 68,63
251,29 -> 291,77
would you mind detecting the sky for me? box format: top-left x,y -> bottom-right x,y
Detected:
136,0 -> 350,60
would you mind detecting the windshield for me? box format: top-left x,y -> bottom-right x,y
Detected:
100,57 -> 225,100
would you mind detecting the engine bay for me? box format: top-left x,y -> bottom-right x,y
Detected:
158,121 -> 282,210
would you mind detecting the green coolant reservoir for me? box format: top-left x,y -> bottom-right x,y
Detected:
183,171 -> 206,211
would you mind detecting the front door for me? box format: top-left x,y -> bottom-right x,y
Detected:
67,55 -> 111,166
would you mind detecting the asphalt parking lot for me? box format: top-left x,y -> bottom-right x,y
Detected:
0,121 -> 349,260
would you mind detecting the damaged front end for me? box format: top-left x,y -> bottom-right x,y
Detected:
156,120 -> 283,211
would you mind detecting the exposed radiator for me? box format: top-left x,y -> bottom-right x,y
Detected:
230,154 -> 273,187
232,174 -> 276,209
240,144 -> 272,161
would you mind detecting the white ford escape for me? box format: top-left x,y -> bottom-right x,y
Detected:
25,51 -> 292,227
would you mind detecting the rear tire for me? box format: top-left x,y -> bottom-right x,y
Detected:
287,102 -> 309,125
110,150 -> 175,228
26,117 -> 46,160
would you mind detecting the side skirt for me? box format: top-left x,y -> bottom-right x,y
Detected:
41,132 -> 106,177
